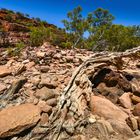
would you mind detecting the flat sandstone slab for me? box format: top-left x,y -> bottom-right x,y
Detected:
0,103 -> 41,138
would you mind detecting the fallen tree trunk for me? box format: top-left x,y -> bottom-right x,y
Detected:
32,46 -> 140,140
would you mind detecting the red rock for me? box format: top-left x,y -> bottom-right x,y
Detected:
53,53 -> 62,59
0,84 -> 6,94
26,61 -> 35,69
0,65 -> 11,77
0,103 -> 41,138
2,22 -> 29,32
40,113 -> 49,125
66,55 -> 73,62
119,92 -> 132,109
133,103 -> 140,116
31,75 -> 41,86
90,96 -> 128,122
109,120 -> 134,137
126,116 -> 138,131
36,51 -> 46,58
46,98 -> 57,107
40,66 -> 50,73
40,74 -> 58,88
96,83 -> 123,104
34,87 -> 56,101
37,100 -> 52,113
131,95 -> 140,104
14,64 -> 26,75
137,117 -> 140,129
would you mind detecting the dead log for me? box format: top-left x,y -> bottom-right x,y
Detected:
0,77 -> 27,109
32,46 -> 140,140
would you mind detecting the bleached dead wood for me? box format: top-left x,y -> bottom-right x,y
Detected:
37,46 -> 140,140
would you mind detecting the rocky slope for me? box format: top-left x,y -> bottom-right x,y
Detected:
1,42 -> 140,140
0,9 -> 66,47
0,42 -> 94,139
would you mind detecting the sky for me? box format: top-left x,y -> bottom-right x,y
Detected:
0,0 -> 140,28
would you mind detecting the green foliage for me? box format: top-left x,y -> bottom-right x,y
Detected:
7,10 -> 14,14
30,26 -> 52,46
87,24 -> 140,51
1,7 -> 140,52
62,6 -> 88,48
41,20 -> 47,24
25,22 -> 34,27
7,41 -> 25,56
87,8 -> 114,36
60,41 -> 72,49
106,25 -> 140,51
62,6 -> 140,51
0,29 -> 10,47
16,12 -> 24,18
35,17 -> 41,22
5,15 -> 13,21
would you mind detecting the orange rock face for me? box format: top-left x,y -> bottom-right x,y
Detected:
133,103 -> 140,116
90,95 -> 128,122
0,103 -> 41,138
0,65 -> 11,77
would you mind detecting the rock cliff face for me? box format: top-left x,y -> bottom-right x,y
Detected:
1,42 -> 140,140
0,9 -> 59,46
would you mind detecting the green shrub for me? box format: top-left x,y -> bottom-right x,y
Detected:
30,26 -> 52,47
35,17 -> 41,22
60,41 -> 72,49
7,41 -> 25,56
25,22 -> 34,27
5,15 -> 13,21
7,10 -> 14,14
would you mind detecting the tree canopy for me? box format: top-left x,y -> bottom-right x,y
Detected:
62,6 -> 140,51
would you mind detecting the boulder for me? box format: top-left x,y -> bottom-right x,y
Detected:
0,83 -> 6,94
90,96 -> 128,122
31,75 -> 41,86
109,119 -> 134,137
137,117 -> 140,129
131,78 -> 140,94
46,98 -> 57,107
40,113 -> 49,126
26,61 -> 35,69
0,65 -> 11,77
37,100 -> 52,113
131,95 -> 140,104
14,64 -> 26,76
96,83 -> 124,103
119,92 -> 132,109
36,51 -> 46,58
133,103 -> 140,116
40,74 -> 58,88
126,116 -> 138,131
0,103 -> 41,138
40,66 -> 50,73
53,53 -> 62,59
34,87 -> 56,101
66,55 -> 73,62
